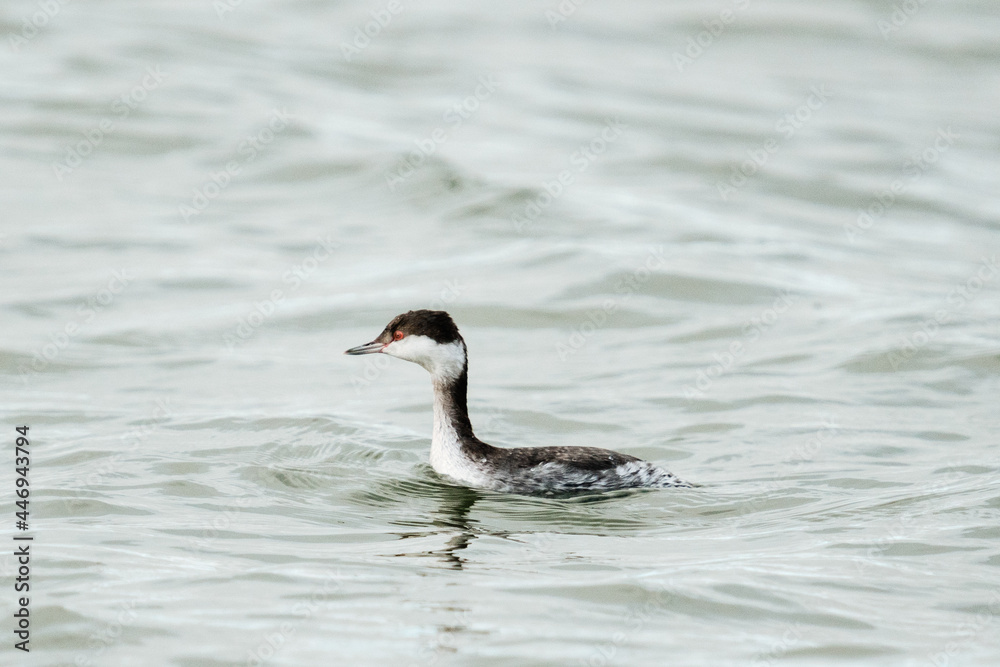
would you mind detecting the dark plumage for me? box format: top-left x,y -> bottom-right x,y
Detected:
376,310 -> 462,345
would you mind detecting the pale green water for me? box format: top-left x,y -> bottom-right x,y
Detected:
1,1 -> 999,665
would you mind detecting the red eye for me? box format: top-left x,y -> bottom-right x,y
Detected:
393,330 -> 404,341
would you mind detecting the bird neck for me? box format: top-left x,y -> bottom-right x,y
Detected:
429,361 -> 493,469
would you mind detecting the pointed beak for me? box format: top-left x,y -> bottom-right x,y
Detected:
344,340 -> 384,355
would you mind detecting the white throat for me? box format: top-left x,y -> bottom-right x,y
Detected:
384,336 -> 466,381
428,379 -> 488,487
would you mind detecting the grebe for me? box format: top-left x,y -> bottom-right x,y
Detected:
345,310 -> 691,495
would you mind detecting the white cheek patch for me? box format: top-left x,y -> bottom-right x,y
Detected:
384,335 -> 466,380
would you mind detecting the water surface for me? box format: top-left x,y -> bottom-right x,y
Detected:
1,0 -> 999,665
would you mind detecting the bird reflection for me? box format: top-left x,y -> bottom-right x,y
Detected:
393,484 -> 490,570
